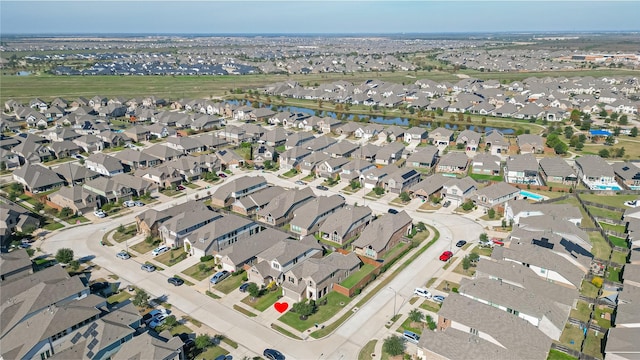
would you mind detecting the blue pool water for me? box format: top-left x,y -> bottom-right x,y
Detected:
592,184 -> 622,191
520,190 -> 544,201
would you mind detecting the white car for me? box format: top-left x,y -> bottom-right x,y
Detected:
93,210 -> 106,218
414,287 -> 432,299
116,251 -> 130,260
123,200 -> 136,207
152,245 -> 169,256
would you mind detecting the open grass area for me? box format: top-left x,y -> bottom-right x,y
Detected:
154,248 -> 188,267
419,300 -> 441,313
600,222 -> 627,234
382,242 -> 408,261
358,339 -> 378,360
471,245 -> 493,257
425,277 -> 437,288
340,264 -> 376,289
582,329 -> 605,359
452,261 -> 476,277
233,304 -> 257,317
242,287 -> 282,312
442,257 -> 457,270
182,259 -> 217,281
594,305 -> 614,329
168,324 -> 193,336
113,224 -> 137,243
130,239 -> 160,254
580,193 -> 637,209
611,250 -> 628,265
607,266 -> 622,283
279,291 -> 352,332
569,301 -> 592,323
194,346 -> 228,360
580,280 -> 600,299
397,317 -> 424,335
469,173 -> 503,182
270,323 -> 303,340
107,291 -> 132,305
281,169 -> 298,178
588,232 -> 612,260
559,324 -> 585,351
214,273 -> 245,294
586,206 -> 623,221
43,220 -> 65,231
547,349 -> 578,360
435,280 -> 460,294
609,236 -> 629,249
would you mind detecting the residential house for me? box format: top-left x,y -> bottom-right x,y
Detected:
260,128 -> 289,147
231,186 -> 285,216
505,154 -> 539,184
324,141 -> 359,159
517,134 -> 545,154
111,173 -> 157,197
538,157 -> 578,186
54,163 -> 100,185
299,152 -> 330,176
47,185 -> 98,215
217,228 -> 292,272
360,164 -> 399,189
216,149 -> 245,170
135,200 -> 205,236
114,148 -> 161,171
612,161 -> 640,190
408,174 -> 451,200
504,200 -> 583,226
209,175 -> 268,207
145,123 -> 176,138
278,146 -> 311,171
379,125 -> 405,143
473,182 -> 520,211
470,153 -> 501,176
354,124 -> 384,140
574,155 -> 618,190
248,239 -> 323,287
352,211 -> 413,260
73,134 -> 104,153
191,114 -> 222,131
257,187 -> 316,227
11,134 -> 53,164
318,206 -> 373,245
289,195 -> 346,237
403,127 -> 428,143
284,132 -> 315,150
441,177 -> 478,207
0,249 -> 33,282
305,135 -> 337,153
428,127 -> 454,146
143,144 -> 184,163
165,136 -> 205,155
0,200 -> 40,252
85,153 -> 124,177
605,328 -> 640,360
436,152 -> 470,174
253,144 -> 276,167
334,122 -> 360,137
405,146 -> 439,169
82,176 -> 137,205
316,157 -> 349,179
0,148 -> 20,170
456,130 -> 482,151
217,125 -> 248,144
374,142 -> 405,165
13,163 -> 65,193
182,213 -> 261,257
484,129 -> 509,155
282,251 -> 361,302
134,165 -> 182,190
48,140 -> 82,159
97,130 -> 127,149
158,206 -> 222,248
339,159 -> 377,184
111,331 -> 184,360
123,125 -> 150,143
162,157 -> 204,182
385,167 -> 421,194
354,143 -> 380,162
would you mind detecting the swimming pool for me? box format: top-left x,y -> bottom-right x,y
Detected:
591,184 -> 622,191
520,190 -> 544,201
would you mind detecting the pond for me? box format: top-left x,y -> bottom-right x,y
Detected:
227,100 -> 515,134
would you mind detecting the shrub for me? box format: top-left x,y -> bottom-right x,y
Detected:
200,255 -> 214,262
55,248 -> 74,264
452,287 -> 458,293
591,276 -> 603,288
382,335 -> 405,356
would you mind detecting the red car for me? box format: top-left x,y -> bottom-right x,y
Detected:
439,250 -> 453,261
492,239 -> 505,246
177,185 -> 186,191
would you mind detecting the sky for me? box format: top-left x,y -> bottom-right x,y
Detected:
1,1 -> 639,35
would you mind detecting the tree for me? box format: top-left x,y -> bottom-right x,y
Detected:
408,308 -> 424,323
605,136 -> 615,146
195,335 -> 212,350
247,283 -> 261,298
399,192 -> 411,203
132,289 -> 150,307
462,256 -> 472,270
59,207 -> 72,218
350,180 -> 361,190
631,127 -> 638,137
69,260 -> 80,271
462,200 -> 474,211
554,142 -> 568,155
598,148 -> 610,158
373,187 -> 385,196
619,114 -> 628,125
292,301 -> 315,318
468,253 -> 480,263
570,109 -> 581,123
487,208 -> 496,219
615,147 -> 625,158
33,202 -> 44,213
164,315 -> 178,328
599,109 -> 608,118
382,335 -> 406,357
55,248 -> 74,264
613,127 -> 621,137
479,233 -> 488,242
117,224 -> 125,233
564,126 -> 574,139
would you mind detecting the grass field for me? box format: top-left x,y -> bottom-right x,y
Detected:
154,248 -> 188,267
547,349 -> 578,360
582,329 -> 605,359
278,291 -> 352,332
579,194 -> 638,209
581,280 -> 600,299
358,340 -> 378,360
113,224 -> 138,243
609,236 -> 628,248
182,259 -> 217,281
588,232 -> 612,260
559,324 -> 584,351
214,273 -> 245,294
569,301 -> 591,323
340,264 -> 376,289
242,287 -> 282,312
611,250 -> 629,265
586,206 -> 623,221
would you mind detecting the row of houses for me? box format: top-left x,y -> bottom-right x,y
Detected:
0,250 -> 186,360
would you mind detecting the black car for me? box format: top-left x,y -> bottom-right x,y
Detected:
316,185 -> 329,191
263,349 -> 285,360
443,200 -> 451,208
167,277 -> 184,286
239,282 -> 253,293
89,282 -> 109,293
455,240 -> 467,248
388,208 -> 399,214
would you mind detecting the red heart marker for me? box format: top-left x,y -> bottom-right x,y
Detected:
274,302 -> 288,313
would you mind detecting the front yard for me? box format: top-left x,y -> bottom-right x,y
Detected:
278,291 -> 352,332
214,272 -> 246,294
182,259 -> 217,281
113,224 -> 138,243
130,238 -> 162,255
154,248 -> 188,267
242,287 -> 282,312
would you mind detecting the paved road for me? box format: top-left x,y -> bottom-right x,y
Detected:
40,170 -> 483,359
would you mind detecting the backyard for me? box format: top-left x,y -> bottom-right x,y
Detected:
340,264 -> 376,289
588,232 -> 612,260
579,193 -> 637,209
558,324 -> 584,351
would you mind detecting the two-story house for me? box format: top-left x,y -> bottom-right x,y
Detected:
248,239 -> 323,286
85,153 -> 124,177
574,155 -> 618,190
210,175 -> 269,207
505,154 -> 539,185
289,195 -> 345,237
318,205 -> 373,245
352,211 -> 412,260
257,187 -> 316,227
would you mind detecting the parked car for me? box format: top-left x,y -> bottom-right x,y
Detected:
479,239 -> 493,247
455,240 -> 467,248
388,208 -> 399,214
492,239 -> 505,246
403,330 -> 420,344
148,314 -> 168,328
239,282 -> 253,293
432,295 -> 446,303
439,250 -> 453,262
414,287 -> 432,299
134,201 -> 145,207
316,185 -> 329,191
93,209 -> 106,218
442,200 -> 451,208
116,251 -> 131,260
295,180 -> 306,185
176,185 -> 186,191
123,200 -> 136,207
89,282 -> 109,293
218,173 -> 227,178
210,270 -> 231,284
141,264 -> 156,272
145,309 -> 169,324
152,245 -> 169,256
168,277 -> 184,286
214,355 -> 233,360
263,349 -> 285,360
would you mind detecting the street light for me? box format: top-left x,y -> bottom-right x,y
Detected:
389,286 -> 397,318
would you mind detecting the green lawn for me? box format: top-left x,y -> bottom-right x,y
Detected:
358,340 -> 377,360
340,264 -> 376,289
588,232 -> 612,260
185,183 -> 200,189
278,292 -> 352,332
547,349 -> 578,360
154,248 -> 188,267
107,291 -> 132,305
586,206 -> 623,221
611,250 -> 628,265
579,194 -> 637,209
558,324 -> 584,351
606,266 -> 622,283
270,323 -> 303,340
242,287 -> 282,312
43,220 -> 65,231
593,305 -> 614,329
599,222 -> 626,234
582,330 -> 605,359
580,280 -> 600,299
182,259 -> 217,281
609,236 -> 629,248
130,240 -> 159,254
281,169 -> 298,178
160,188 -> 183,197
214,273 -> 245,294
233,304 -> 257,317
113,225 -> 138,243
442,257 -> 457,270
419,300 -> 441,313
569,301 -> 591,323
168,324 -> 192,336
195,346 -> 228,360
469,173 -> 503,182
382,242 -> 408,260
471,245 -> 493,257
397,317 -> 423,335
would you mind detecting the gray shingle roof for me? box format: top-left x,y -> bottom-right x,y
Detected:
352,211 -> 412,252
